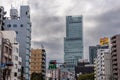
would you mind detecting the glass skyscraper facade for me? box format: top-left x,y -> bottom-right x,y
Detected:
64,16 -> 83,72
89,46 -> 97,64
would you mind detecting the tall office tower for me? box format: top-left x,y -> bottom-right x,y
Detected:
3,6 -> 31,80
111,35 -> 120,80
0,6 -> 6,30
64,16 -> 83,73
89,46 -> 98,64
30,49 -> 46,80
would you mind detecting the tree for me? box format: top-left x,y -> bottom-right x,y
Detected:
78,73 -> 94,80
31,72 -> 44,80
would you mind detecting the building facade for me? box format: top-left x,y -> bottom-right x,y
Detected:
3,6 -> 31,80
75,60 -> 94,80
46,66 -> 75,80
94,47 -> 111,80
64,16 -> 83,73
111,35 -> 120,80
30,49 -> 46,79
11,43 -> 22,80
89,46 -> 98,64
0,31 -> 22,80
0,6 -> 6,30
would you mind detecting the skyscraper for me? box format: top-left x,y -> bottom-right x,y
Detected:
64,16 -> 83,72
89,46 -> 98,64
3,6 -> 31,80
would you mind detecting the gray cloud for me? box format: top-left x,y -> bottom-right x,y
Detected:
84,7 -> 120,59
1,0 -> 120,64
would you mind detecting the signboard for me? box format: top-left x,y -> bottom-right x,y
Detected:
0,63 -> 6,68
48,60 -> 57,70
100,37 -> 109,46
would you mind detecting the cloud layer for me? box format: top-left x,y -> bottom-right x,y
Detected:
1,0 -> 120,64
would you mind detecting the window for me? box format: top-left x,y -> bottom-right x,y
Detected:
16,31 -> 18,34
13,24 -> 17,27
7,24 -> 11,27
16,48 -> 18,53
15,64 -> 17,69
15,56 -> 18,60
20,24 -> 23,27
14,72 -> 17,77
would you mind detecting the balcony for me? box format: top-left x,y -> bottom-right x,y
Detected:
113,70 -> 118,74
3,53 -> 12,59
113,65 -> 118,69
111,36 -> 116,40
112,56 -> 117,60
112,52 -> 117,57
112,61 -> 117,65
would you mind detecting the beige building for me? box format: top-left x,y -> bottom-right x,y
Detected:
111,34 -> 120,80
30,49 -> 46,78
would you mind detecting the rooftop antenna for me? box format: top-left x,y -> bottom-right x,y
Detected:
11,3 -> 14,9
41,44 -> 44,49
22,0 -> 24,5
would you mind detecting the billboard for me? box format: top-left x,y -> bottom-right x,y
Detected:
100,37 -> 109,46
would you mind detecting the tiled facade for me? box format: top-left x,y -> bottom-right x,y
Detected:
30,49 -> 46,79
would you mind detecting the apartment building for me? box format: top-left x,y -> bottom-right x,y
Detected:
111,34 -> 120,80
30,49 -> 46,79
0,31 -> 22,80
94,48 -> 111,80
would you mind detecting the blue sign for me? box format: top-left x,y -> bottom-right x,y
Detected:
0,63 -> 6,68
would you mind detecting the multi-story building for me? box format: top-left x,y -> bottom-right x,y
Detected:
30,49 -> 46,79
11,42 -> 22,80
47,68 -> 60,80
89,46 -> 99,64
46,66 -> 75,80
111,34 -> 120,80
64,16 -> 83,73
75,59 -> 94,80
0,6 -> 6,30
0,31 -> 22,80
3,5 -> 31,80
18,56 -> 22,79
94,47 -> 111,80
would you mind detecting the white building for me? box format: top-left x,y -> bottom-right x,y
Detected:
0,31 -> 22,80
59,65 -> 75,80
3,5 -> 31,80
46,65 -> 75,80
11,43 -> 22,80
47,69 -> 60,80
94,47 -> 111,80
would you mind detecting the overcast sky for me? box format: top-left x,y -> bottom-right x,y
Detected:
1,0 -> 120,64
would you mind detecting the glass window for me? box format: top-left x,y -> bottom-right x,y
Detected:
13,24 -> 17,27
16,31 -> 18,34
7,24 -> 11,27
15,56 -> 18,60
20,24 -> 23,27
16,48 -> 18,53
